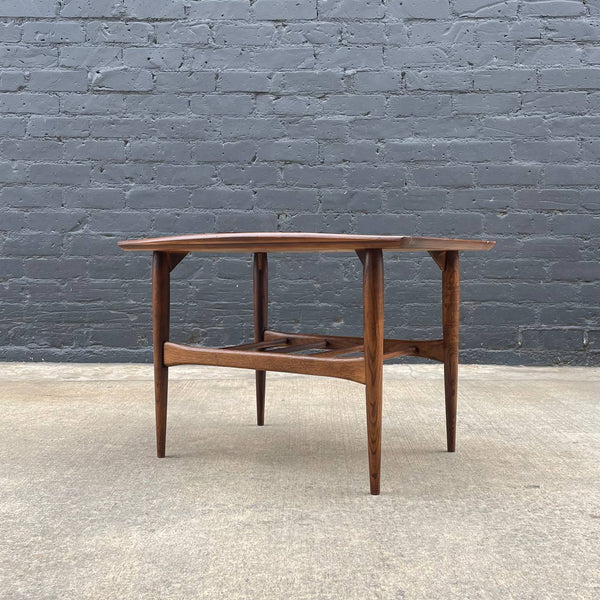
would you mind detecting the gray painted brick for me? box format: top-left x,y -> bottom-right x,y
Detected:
323,95 -> 385,116
283,71 -> 345,94
520,1 -> 585,17
385,141 -> 448,162
87,22 -> 153,44
123,0 -> 185,19
540,68 -> 600,90
91,68 -> 152,91
192,142 -> 255,163
214,24 -> 276,47
220,165 -> 279,186
156,22 -> 210,45
219,71 -> 271,93
388,94 -> 451,117
406,70 -> 473,91
481,117 -> 549,138
60,0 -> 124,18
349,118 -> 411,139
477,164 -> 540,186
27,70 -> 88,92
191,94 -> 253,116
521,92 -> 588,115
317,47 -> 383,69
22,22 -> 85,43
346,22 -> 387,44
319,0 -> 385,19
59,46 -> 122,68
453,93 -> 520,114
61,94 -> 126,115
28,116 -> 90,137
322,141 -> 379,163
253,0 -> 317,20
386,47 -> 450,68
123,48 -> 184,70
389,0 -> 450,19
254,188 -> 318,211
513,141 -> 579,163
29,163 -> 91,184
0,0 -> 597,366
0,93 -> 59,114
279,22 -> 342,45
0,45 -> 57,67
126,187 -> 189,209
0,71 -> 26,92
156,72 -> 216,93
473,69 -> 536,91
453,1 -> 517,18
129,140 -> 192,164
412,166 -> 473,187
450,141 -> 511,162
0,23 -> 22,42
188,1 -> 251,20
221,117 -> 284,140
452,43 -> 515,68
518,44 -> 583,66
285,118 -> 347,140
2,185 -> 63,208
353,71 -> 402,92
257,140 -> 318,163
124,94 -> 188,115
0,1 -> 56,17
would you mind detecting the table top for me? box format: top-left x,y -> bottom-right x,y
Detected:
118,232 -> 495,253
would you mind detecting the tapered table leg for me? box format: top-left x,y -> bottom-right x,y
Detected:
361,249 -> 384,495
253,252 -> 268,426
442,250 -> 460,452
153,251 -> 170,457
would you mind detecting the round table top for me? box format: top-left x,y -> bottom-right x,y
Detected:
118,232 -> 495,253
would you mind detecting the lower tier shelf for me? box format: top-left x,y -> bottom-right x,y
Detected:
163,330 -> 443,384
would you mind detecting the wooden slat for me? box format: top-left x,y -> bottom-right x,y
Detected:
221,338 -> 287,351
266,340 -> 327,354
317,344 -> 364,358
266,330 -> 445,362
265,330 -> 363,349
383,339 -> 444,362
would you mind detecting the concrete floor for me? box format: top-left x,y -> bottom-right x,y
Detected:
1,363 -> 599,600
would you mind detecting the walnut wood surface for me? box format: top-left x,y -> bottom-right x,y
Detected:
152,252 -> 169,458
119,232 -> 495,253
163,341 -> 367,384
128,233 -> 488,494
361,249 -> 385,496
253,253 -> 268,426
442,250 -> 460,453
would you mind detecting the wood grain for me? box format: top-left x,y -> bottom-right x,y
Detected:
152,251 -> 170,458
119,232 -> 495,253
122,233 -> 491,494
163,341 -> 367,384
253,252 -> 268,426
362,249 -> 384,495
442,250 -> 460,453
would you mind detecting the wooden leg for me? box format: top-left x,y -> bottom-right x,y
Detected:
253,252 -> 268,426
442,250 -> 460,453
361,249 -> 384,495
153,251 -> 170,457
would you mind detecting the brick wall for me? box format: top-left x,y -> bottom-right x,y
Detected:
1,1 -> 598,365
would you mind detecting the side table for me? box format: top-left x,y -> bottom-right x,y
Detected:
119,233 -> 495,495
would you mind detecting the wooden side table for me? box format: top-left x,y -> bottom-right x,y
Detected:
119,233 -> 494,495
